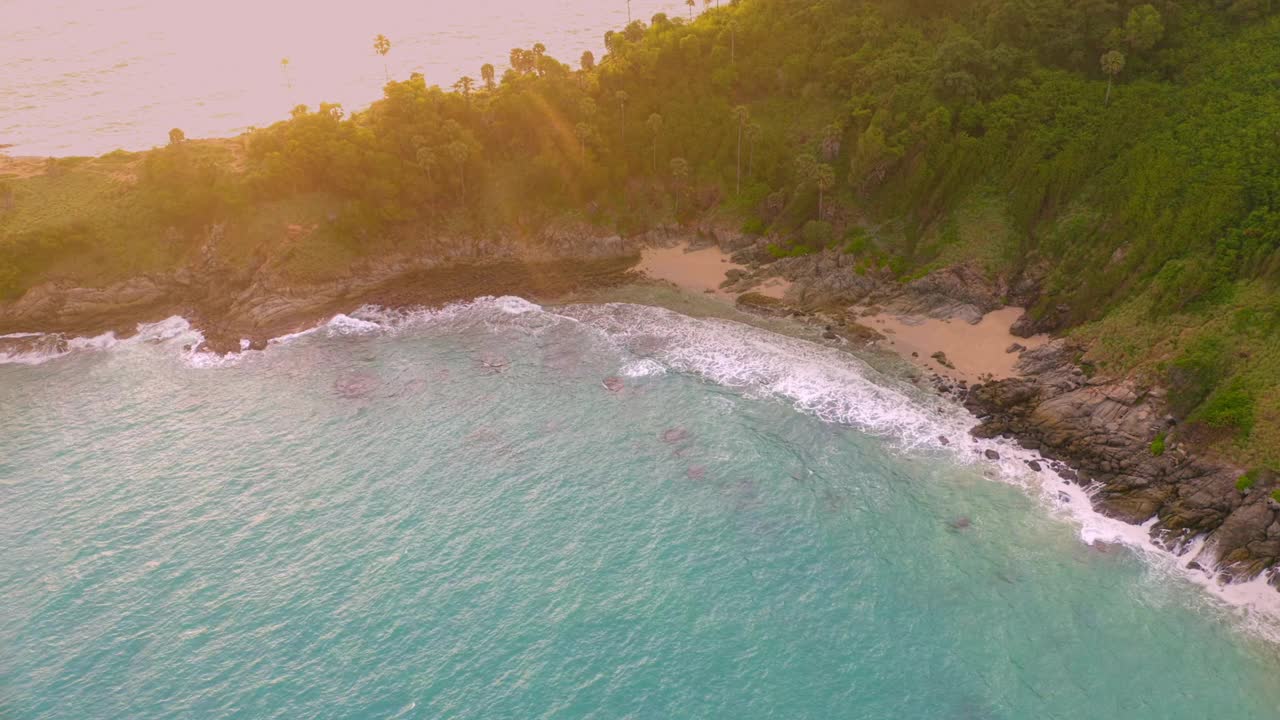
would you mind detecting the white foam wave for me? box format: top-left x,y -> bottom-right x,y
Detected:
495,296 -> 542,315
66,332 -> 119,353
324,313 -> 384,335
619,359 -> 667,377
0,316 -> 199,366
564,302 -> 971,447
0,333 -> 74,365
0,296 -> 543,368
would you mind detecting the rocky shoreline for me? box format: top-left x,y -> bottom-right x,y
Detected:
5,225 -> 1278,590
0,224 -> 658,354
716,237 -> 1280,591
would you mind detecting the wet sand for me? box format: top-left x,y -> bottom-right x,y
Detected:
861,306 -> 1048,381
636,244 -> 790,300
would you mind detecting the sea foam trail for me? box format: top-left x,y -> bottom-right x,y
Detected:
7,296 -> 1280,633
0,296 -> 542,368
555,302 -> 1280,634
0,318 -> 197,366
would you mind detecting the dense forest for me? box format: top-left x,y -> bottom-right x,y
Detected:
4,0 -> 1280,466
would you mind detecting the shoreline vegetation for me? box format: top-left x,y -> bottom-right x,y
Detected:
5,0 -> 1280,589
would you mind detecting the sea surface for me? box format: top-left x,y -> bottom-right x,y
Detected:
3,297 -> 1280,719
1,0 -> 689,156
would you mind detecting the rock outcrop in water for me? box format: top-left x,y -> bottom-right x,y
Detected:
964,341 -> 1280,584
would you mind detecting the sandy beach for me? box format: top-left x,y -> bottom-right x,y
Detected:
636,244 -> 790,299
634,243 -> 1045,382
862,306 -> 1048,381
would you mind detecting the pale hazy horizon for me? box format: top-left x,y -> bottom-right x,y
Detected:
1,0 -> 688,157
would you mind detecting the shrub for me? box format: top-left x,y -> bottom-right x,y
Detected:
1149,432 -> 1166,456
1271,489 -> 1280,504
1192,376 -> 1257,434
843,226 -> 870,255
741,217 -> 766,236
767,242 -> 816,258
1166,336 -> 1228,418
801,220 -> 833,248
1236,469 -> 1259,492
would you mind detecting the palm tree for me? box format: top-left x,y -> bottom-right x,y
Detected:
532,42 -> 546,76
373,34 -> 392,81
646,113 -> 663,173
795,153 -> 816,188
616,90 -> 629,142
481,63 -> 496,90
580,50 -> 595,72
821,123 -> 841,161
509,48 -> 529,75
703,0 -> 712,11
415,145 -> 436,183
626,0 -> 632,23
729,20 -> 736,63
279,57 -> 292,90
745,122 -> 761,176
670,157 -> 690,216
574,122 -> 592,161
686,0 -> 695,19
445,141 -> 470,201
731,105 -> 749,196
814,163 -> 835,220
453,76 -> 475,101
1101,50 -> 1125,106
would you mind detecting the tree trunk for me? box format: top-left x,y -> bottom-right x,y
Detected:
748,140 -> 754,177
652,141 -> 657,174
818,188 -> 823,221
1105,76 -> 1112,107
735,122 -> 743,196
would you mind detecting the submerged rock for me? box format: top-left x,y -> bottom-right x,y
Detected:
333,372 -> 379,399
601,376 -> 624,392
662,427 -> 690,443
984,449 -> 1001,461
477,353 -> 510,372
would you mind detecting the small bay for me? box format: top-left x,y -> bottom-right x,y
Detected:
2,298 -> 1279,719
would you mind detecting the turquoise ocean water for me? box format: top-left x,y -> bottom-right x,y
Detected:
3,297 -> 1280,718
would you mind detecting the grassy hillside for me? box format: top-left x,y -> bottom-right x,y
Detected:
3,0 -> 1280,465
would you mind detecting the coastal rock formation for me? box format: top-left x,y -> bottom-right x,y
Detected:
965,341 -> 1280,585
0,225 -> 648,353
